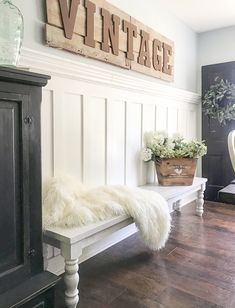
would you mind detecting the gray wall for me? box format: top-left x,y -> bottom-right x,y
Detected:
198,26 -> 235,92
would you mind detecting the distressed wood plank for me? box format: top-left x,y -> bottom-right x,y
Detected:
46,24 -> 130,69
46,0 -> 130,52
131,17 -> 174,82
46,0 -> 174,81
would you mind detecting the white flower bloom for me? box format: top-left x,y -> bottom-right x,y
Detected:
144,131 -> 155,147
141,130 -> 206,160
157,130 -> 168,138
166,137 -> 175,149
172,132 -> 182,140
141,148 -> 153,162
144,131 -> 166,147
153,133 -> 165,145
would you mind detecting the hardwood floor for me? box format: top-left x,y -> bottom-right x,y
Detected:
55,201 -> 235,307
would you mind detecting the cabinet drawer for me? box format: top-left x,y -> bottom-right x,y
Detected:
19,288 -> 54,308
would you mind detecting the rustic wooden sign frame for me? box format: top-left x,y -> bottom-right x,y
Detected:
46,0 -> 174,81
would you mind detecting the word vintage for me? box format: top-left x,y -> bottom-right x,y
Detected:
46,0 -> 174,81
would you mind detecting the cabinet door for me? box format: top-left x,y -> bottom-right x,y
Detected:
0,92 -> 31,294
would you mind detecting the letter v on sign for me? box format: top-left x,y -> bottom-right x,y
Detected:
59,0 -> 80,39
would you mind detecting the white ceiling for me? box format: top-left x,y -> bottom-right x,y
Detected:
158,0 -> 235,33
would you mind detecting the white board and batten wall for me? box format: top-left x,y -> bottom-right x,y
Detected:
20,47 -> 200,275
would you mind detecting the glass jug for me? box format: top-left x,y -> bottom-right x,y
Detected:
0,0 -> 24,66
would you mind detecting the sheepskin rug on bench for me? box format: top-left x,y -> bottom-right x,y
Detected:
42,176 -> 171,250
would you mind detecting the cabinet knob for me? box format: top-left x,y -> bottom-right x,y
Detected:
24,116 -> 33,126
28,249 -> 36,257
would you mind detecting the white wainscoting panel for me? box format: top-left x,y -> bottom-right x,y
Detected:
106,100 -> 126,185
83,96 -> 106,185
20,48 -> 201,275
178,109 -> 188,139
142,104 -> 156,184
125,102 -> 142,186
189,110 -> 197,140
168,106 -> 178,136
59,92 -> 83,179
156,105 -> 168,131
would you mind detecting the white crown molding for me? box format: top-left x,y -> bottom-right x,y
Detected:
20,47 -> 200,105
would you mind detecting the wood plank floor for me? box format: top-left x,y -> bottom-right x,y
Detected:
55,201 -> 235,308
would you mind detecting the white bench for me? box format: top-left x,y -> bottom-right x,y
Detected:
140,177 -> 207,216
43,177 -> 207,308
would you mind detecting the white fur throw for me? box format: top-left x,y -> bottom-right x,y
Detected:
42,176 -> 171,250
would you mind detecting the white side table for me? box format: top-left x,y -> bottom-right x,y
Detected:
140,177 -> 208,216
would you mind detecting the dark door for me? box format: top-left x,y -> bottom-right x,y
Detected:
0,92 -> 31,294
202,62 -> 235,201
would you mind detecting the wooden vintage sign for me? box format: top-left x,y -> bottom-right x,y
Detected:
46,0 -> 174,81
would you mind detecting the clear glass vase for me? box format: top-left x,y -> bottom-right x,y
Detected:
0,0 -> 24,67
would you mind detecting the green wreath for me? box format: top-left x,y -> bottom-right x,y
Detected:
202,77 -> 235,126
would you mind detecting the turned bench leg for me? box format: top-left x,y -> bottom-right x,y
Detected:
196,183 -> 206,217
64,259 -> 79,308
173,200 -> 182,212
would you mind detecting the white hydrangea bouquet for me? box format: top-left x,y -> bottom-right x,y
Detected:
141,131 -> 207,186
141,131 -> 207,162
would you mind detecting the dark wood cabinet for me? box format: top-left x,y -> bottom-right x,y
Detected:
0,68 -> 59,307
202,62 -> 235,201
